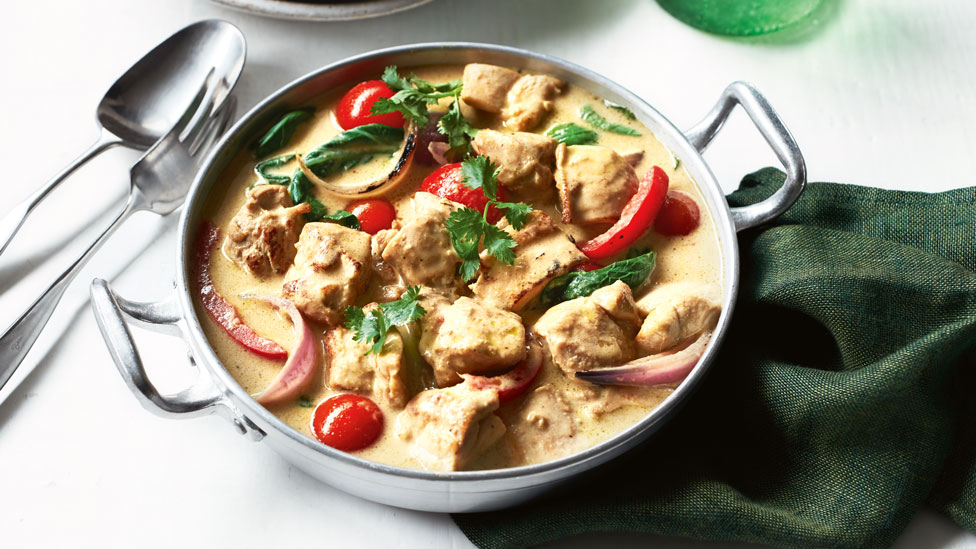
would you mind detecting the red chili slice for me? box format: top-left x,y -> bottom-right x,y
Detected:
193,221 -> 287,360
579,166 -> 670,260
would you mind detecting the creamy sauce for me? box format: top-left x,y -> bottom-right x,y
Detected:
195,64 -> 722,471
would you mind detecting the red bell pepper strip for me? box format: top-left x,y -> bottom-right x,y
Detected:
578,166 -> 669,260
192,221 -> 288,360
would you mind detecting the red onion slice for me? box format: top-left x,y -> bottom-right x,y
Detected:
575,331 -> 712,387
427,142 -> 451,166
243,294 -> 319,406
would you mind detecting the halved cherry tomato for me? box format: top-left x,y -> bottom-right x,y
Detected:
420,162 -> 506,223
579,166 -> 669,260
335,80 -> 405,130
465,340 -> 543,404
310,394 -> 384,452
348,198 -> 396,235
193,222 -> 287,360
653,191 -> 701,236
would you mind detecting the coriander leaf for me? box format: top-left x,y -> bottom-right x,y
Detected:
482,223 -> 517,266
322,209 -> 360,230
460,155 -> 500,200
254,154 -> 296,185
546,122 -> 598,146
603,99 -> 637,121
372,94 -> 430,127
409,74 -> 462,95
445,207 -> 487,282
458,256 -> 482,283
381,65 -> 413,92
252,108 -> 314,158
538,251 -> 657,308
438,98 -> 478,151
580,104 -> 642,137
495,201 -> 532,230
344,286 -> 427,356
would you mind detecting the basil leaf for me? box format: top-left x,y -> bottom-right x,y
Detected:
579,104 -> 642,137
254,154 -> 296,185
252,108 -> 314,158
303,124 -> 404,179
538,251 -> 657,308
322,209 -> 361,231
603,99 -> 637,121
546,122 -> 598,146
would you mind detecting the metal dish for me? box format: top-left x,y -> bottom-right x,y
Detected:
210,0 -> 434,22
90,42 -> 805,513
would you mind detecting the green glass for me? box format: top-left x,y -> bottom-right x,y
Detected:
657,0 -> 822,36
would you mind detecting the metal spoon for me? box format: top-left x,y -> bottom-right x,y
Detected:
0,19 -> 245,258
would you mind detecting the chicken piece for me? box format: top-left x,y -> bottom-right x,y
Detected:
324,325 -> 410,409
502,75 -> 564,131
471,130 -> 558,198
555,144 -> 639,225
379,192 -> 462,291
222,185 -> 311,277
419,297 -> 526,387
460,63 -> 522,113
395,381 -> 505,471
281,222 -> 371,325
636,282 -> 722,354
470,210 -> 586,311
506,384 -> 580,465
534,281 -> 641,376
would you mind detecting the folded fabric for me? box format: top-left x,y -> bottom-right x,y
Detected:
453,168 -> 976,549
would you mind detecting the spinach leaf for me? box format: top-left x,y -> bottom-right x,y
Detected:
579,104 -> 642,137
252,108 -> 314,158
546,122 -> 598,146
254,154 -> 296,185
603,99 -> 637,121
538,251 -> 656,308
322,209 -> 361,230
286,171 -> 361,229
296,396 -> 315,408
302,123 -> 404,179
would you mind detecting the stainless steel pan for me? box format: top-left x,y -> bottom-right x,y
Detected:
89,43 -> 805,512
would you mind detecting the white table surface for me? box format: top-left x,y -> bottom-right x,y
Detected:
2,0 -> 974,547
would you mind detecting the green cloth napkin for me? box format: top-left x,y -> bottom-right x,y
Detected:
453,168 -> 976,549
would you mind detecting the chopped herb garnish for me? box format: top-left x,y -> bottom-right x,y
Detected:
445,156 -> 532,281
252,108 -> 314,158
580,104 -> 642,137
296,396 -> 315,408
603,99 -> 637,121
538,251 -> 657,308
546,122 -> 598,146
345,286 -> 427,355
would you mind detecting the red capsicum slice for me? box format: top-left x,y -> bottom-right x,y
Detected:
578,166 -> 670,260
193,221 -> 288,360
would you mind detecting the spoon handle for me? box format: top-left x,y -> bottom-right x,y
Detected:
0,200 -> 133,392
0,129 -> 122,258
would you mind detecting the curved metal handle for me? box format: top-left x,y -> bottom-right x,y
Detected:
685,81 -> 807,232
89,279 -> 264,440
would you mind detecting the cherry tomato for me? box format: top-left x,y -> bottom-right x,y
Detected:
310,394 -> 384,452
335,80 -> 405,130
579,166 -> 669,260
348,198 -> 396,235
465,341 -> 544,404
193,222 -> 287,360
653,191 -> 701,236
420,163 -> 506,223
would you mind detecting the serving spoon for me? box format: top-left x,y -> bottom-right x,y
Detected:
0,19 -> 245,258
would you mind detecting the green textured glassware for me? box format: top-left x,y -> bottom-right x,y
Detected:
657,0 -> 822,36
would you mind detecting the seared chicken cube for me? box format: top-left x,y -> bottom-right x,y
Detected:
505,384 -> 580,465
281,222 -> 371,325
555,144 -> 639,225
472,129 -> 558,198
502,74 -> 564,131
470,210 -> 586,311
395,381 -> 505,471
223,185 -> 310,277
534,281 -> 641,376
324,325 -> 410,409
379,192 -> 462,291
636,282 -> 722,354
419,297 -> 527,387
461,63 -> 522,113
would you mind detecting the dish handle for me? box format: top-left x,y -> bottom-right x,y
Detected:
685,81 -> 806,232
90,278 -> 265,441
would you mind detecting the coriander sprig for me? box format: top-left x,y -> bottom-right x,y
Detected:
445,156 -> 533,281
344,286 -> 427,355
